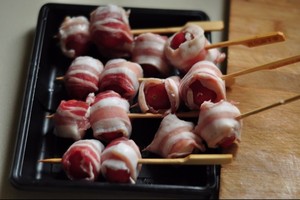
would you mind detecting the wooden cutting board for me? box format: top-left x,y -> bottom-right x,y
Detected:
219,0 -> 300,198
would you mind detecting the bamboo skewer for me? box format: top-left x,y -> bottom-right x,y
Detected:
46,111 -> 199,119
205,31 -> 285,49
222,54 -> 300,80
128,111 -> 199,119
39,153 -> 233,165
131,20 -> 224,35
236,94 -> 300,120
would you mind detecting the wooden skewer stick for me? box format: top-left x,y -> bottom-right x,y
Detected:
236,94 -> 300,120
222,54 -> 300,80
205,31 -> 285,50
39,153 -> 233,165
128,111 -> 199,119
131,20 -> 224,35
46,111 -> 199,119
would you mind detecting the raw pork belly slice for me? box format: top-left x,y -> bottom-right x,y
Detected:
101,137 -> 142,183
164,24 -> 225,73
62,139 -> 104,181
205,39 -> 226,64
53,100 -> 90,141
144,114 -> 205,158
179,60 -> 226,110
194,100 -> 242,148
58,16 -> 92,58
132,33 -> 171,77
90,90 -> 132,142
64,56 -> 104,100
98,58 -> 143,100
90,4 -> 133,58
138,76 -> 181,114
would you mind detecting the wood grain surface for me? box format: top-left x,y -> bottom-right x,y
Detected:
219,0 -> 300,198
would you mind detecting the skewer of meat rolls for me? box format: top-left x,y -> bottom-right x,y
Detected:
98,58 -> 143,100
179,60 -> 226,110
144,114 -> 205,158
57,16 -> 92,58
64,56 -> 104,100
101,137 -> 142,183
62,139 -> 105,181
194,100 -> 242,148
90,90 -> 132,142
90,4 -> 134,58
138,76 -> 181,114
132,33 -> 171,78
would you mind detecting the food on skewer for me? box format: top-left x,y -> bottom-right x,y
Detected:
53,99 -> 90,141
90,4 -> 134,58
131,20 -> 224,34
64,56 -> 104,100
132,33 -> 171,78
57,16 -> 92,58
194,100 -> 242,148
98,58 -> 143,100
138,76 -> 181,114
62,139 -> 105,181
101,137 -> 142,183
90,90 -> 132,142
144,114 -> 205,158
179,60 -> 226,110
164,24 -> 225,74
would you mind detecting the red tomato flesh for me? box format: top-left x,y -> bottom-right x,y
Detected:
145,84 -> 171,110
189,80 -> 217,107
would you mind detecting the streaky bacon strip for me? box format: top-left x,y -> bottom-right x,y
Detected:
138,76 -> 181,114
194,100 -> 242,148
164,24 -> 225,73
204,39 -> 226,64
179,60 -> 226,110
90,4 -> 133,58
144,114 -> 205,158
58,16 -> 92,58
132,33 -> 171,77
90,90 -> 132,142
53,99 -> 90,141
101,137 -> 142,183
62,139 -> 105,181
98,58 -> 143,100
64,56 -> 104,100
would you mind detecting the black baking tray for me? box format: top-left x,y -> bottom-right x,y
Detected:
10,3 -> 221,199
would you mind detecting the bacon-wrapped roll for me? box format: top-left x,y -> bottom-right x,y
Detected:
62,139 -> 105,181
101,137 -> 142,183
53,99 -> 90,141
98,58 -> 143,100
58,16 -> 92,58
144,114 -> 205,158
64,56 -> 104,100
179,60 -> 226,110
132,33 -> 171,77
194,100 -> 242,148
90,4 -> 133,58
90,90 -> 131,142
138,76 -> 181,114
164,24 -> 225,73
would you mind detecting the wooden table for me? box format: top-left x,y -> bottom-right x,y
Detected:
220,0 -> 300,198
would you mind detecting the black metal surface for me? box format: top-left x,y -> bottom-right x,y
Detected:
10,3 -> 220,199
